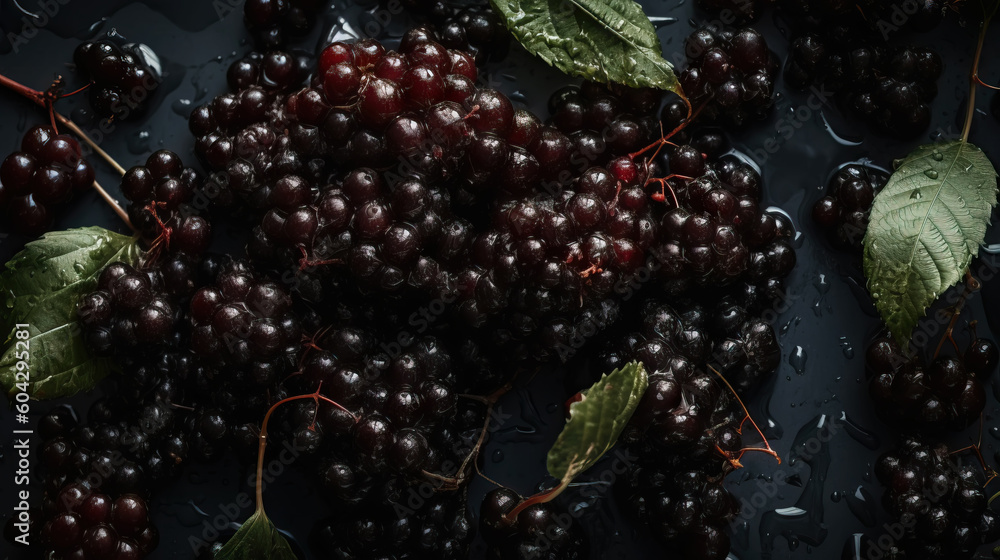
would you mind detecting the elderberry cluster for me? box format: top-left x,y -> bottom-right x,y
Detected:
189,259 -> 301,389
617,465 -> 741,560
36,393 -> 183,559
399,1 -> 511,64
603,297 -> 780,400
679,26 -> 778,126
311,480 -> 474,559
0,126 -> 94,235
866,334 -> 998,431
875,437 -> 1000,559
812,163 -> 889,250
120,150 -> 210,252
480,488 -> 588,560
243,0 -> 323,50
785,31 -> 943,137
599,302 -> 747,460
77,262 -> 181,356
546,81 -> 662,168
74,40 -> 160,119
653,146 -> 796,298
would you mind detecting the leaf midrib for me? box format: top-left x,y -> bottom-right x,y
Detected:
567,0 -> 664,68
903,145 -> 965,287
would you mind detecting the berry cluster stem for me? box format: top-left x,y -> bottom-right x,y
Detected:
502,478 -> 572,524
0,71 -> 134,230
930,270 -> 979,359
0,72 -> 127,175
424,381 -> 514,490
962,4 -> 996,142
254,384 -> 357,512
708,365 -> 781,466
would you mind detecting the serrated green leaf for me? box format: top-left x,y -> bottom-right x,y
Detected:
489,0 -> 681,93
0,227 -> 141,400
546,361 -> 648,481
863,141 -> 998,346
213,509 -> 297,560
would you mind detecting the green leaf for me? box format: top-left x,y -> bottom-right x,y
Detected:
214,509 -> 297,560
546,361 -> 648,481
488,0 -> 681,93
863,140 -> 998,346
0,227 -> 141,400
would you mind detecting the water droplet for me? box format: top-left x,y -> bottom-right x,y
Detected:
839,411 -> 880,449
127,130 -> 151,155
508,91 -> 528,104
779,316 -> 800,337
845,486 -> 877,527
647,15 -> 677,28
830,491 -> 842,502
843,533 -> 876,560
931,150 -> 944,161
924,169 -> 939,180
990,426 -> 1000,440
814,274 -> 830,295
910,189 -> 922,200
171,98 -> 193,117
73,262 -> 86,273
839,337 -> 855,359
492,450 -> 504,463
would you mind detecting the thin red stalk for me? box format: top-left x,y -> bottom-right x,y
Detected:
962,7 -> 995,142
708,365 -> 780,464
502,478 -> 571,524
0,71 -> 127,175
931,278 -> 972,359
255,386 -> 356,511
974,75 -> 1000,90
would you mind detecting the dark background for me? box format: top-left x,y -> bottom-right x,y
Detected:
1,0 -> 999,558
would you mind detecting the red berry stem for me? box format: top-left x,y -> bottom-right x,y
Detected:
0,71 -> 45,105
0,72 -> 127,175
254,383 -> 357,512
502,478 -> 572,525
91,177 -> 135,231
948,416 -> 997,486
963,5 -> 996,142
930,270 -> 979,360
423,380 -> 513,491
0,71 -> 135,230
708,365 -> 781,466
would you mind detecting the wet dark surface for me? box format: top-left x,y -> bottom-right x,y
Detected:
1,0 -> 1000,559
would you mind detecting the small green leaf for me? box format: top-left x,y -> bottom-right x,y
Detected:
546,361 -> 648,481
213,509 -> 297,560
489,0 -> 681,93
0,227 -> 141,400
863,140 -> 998,346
